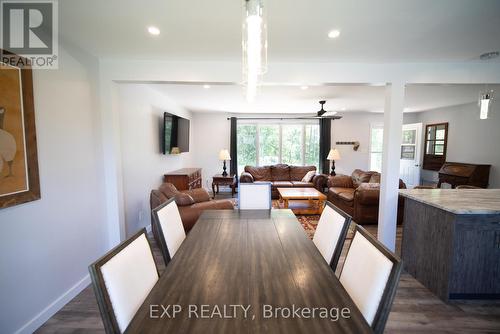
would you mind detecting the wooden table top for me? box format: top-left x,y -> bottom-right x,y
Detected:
213,174 -> 236,180
125,209 -> 371,334
277,187 -> 327,200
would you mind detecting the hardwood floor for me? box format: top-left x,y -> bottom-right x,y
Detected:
36,221 -> 500,334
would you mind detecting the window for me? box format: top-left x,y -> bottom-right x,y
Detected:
237,124 -> 257,169
282,125 -> 303,165
237,122 -> 320,174
423,122 -> 448,171
369,124 -> 384,172
259,125 -> 280,165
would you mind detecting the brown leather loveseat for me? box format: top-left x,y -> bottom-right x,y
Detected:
240,164 -> 328,199
150,183 -> 234,240
327,169 -> 406,224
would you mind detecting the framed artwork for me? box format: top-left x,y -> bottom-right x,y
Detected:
0,50 -> 40,209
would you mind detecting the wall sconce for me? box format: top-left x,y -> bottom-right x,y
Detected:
336,141 -> 360,151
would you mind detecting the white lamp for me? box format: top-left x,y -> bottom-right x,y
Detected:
219,149 -> 231,176
327,148 -> 341,176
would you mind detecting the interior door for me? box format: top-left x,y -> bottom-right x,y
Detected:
400,123 -> 423,188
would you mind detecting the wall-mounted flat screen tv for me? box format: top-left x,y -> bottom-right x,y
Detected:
163,112 -> 190,154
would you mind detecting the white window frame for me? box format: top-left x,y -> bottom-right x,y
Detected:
369,122 -> 384,172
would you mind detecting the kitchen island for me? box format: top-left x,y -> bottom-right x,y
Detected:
399,189 -> 500,302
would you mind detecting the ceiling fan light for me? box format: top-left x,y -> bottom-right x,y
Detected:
322,111 -> 338,117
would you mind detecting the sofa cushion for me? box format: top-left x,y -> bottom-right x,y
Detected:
159,183 -> 180,199
191,199 -> 234,210
245,165 -> 272,181
174,193 -> 195,206
351,169 -> 375,188
291,181 -> 314,187
329,187 -> 353,196
272,181 -> 294,187
337,188 -> 355,204
369,173 -> 381,183
290,165 -> 316,181
271,164 -> 291,181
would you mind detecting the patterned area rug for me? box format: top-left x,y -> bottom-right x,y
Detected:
295,215 -> 321,239
272,200 -> 320,239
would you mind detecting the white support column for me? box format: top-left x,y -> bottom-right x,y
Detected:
378,82 -> 405,251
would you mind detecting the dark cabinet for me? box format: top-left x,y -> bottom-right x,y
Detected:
438,162 -> 491,188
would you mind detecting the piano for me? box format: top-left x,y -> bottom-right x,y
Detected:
438,162 -> 491,188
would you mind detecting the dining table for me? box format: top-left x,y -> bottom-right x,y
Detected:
125,209 -> 372,333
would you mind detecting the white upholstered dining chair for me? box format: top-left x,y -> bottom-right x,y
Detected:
152,197 -> 186,265
89,229 -> 159,333
312,201 -> 351,271
238,182 -> 272,210
339,224 -> 402,334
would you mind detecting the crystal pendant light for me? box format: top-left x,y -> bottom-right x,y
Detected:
242,0 -> 267,102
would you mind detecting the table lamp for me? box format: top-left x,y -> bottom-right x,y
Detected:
219,149 -> 231,176
327,148 -> 341,176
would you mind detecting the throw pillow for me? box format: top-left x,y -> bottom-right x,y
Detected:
301,170 -> 316,182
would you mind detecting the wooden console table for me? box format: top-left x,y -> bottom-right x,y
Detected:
211,174 -> 236,198
164,168 -> 202,190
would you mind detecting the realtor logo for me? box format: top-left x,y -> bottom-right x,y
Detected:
1,0 -> 58,69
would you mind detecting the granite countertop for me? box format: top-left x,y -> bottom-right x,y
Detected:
399,189 -> 500,214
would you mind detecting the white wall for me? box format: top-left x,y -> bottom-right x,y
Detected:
415,103 -> 500,187
0,46 -> 107,334
117,84 -> 193,236
331,112 -> 417,174
191,112 -> 231,189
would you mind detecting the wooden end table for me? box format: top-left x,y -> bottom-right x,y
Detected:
212,174 -> 236,198
277,187 -> 327,215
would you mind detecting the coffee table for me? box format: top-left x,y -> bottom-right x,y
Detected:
277,187 -> 327,215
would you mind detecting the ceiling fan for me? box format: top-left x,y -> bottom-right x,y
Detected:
315,100 -> 342,119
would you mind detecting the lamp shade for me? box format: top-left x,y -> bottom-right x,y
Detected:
219,149 -> 231,160
327,148 -> 341,160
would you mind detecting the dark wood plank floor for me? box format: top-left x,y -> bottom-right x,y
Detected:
36,216 -> 500,333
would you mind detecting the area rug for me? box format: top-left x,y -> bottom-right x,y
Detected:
272,200 -> 320,239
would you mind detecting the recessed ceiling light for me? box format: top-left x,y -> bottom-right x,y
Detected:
328,29 -> 340,39
300,85 -> 309,90
147,26 -> 160,36
203,84 -> 211,89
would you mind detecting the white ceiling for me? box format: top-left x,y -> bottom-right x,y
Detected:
150,83 -> 499,114
60,0 -> 500,62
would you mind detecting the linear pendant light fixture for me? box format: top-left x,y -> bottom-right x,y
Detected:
242,0 -> 267,102
479,89 -> 493,120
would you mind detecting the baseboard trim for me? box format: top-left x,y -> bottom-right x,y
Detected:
14,274 -> 91,334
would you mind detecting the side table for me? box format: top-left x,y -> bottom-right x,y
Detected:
212,174 -> 236,198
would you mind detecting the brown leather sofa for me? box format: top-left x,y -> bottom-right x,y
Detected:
239,164 -> 328,199
327,169 -> 406,224
150,183 -> 234,240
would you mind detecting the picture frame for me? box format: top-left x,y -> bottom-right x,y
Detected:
0,49 -> 40,209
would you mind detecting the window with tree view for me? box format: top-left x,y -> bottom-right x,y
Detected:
237,122 -> 320,174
